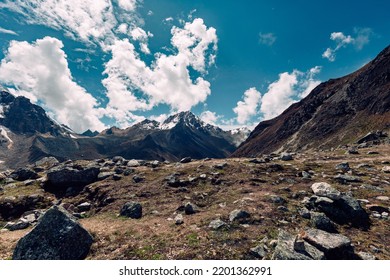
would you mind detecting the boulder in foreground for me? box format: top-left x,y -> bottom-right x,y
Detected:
13,206 -> 93,260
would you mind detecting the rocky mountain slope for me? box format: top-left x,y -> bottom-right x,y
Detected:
0,144 -> 389,259
0,90 -> 249,168
233,45 -> 390,157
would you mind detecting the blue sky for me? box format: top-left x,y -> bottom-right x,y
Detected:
0,0 -> 389,132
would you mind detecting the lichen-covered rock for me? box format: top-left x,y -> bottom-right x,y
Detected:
272,230 -> 325,260
13,206 -> 93,260
120,202 -> 142,219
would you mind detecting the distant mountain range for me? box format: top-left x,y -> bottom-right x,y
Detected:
233,45 -> 390,157
1,45 -> 390,168
0,91 -> 250,168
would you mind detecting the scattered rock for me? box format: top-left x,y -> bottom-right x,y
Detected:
127,160 -> 141,167
229,209 -> 250,223
213,162 -> 228,170
4,220 -> 30,231
280,153 -> 293,161
120,202 -> 142,219
208,219 -> 227,230
166,174 -> 188,187
302,228 -> 355,259
250,245 -> 267,259
307,194 -> 369,228
356,131 -> 387,144
112,156 -> 125,163
123,169 -> 134,176
132,175 -> 144,183
335,162 -> 350,172
10,168 -> 39,181
311,182 -> 341,200
97,172 -> 114,180
248,158 -> 266,164
301,171 -> 312,179
346,148 -> 359,155
333,174 -> 362,184
77,202 -> 91,212
366,204 -> 388,214
180,157 -> 192,164
0,194 -> 49,220
310,212 -> 337,233
174,214 -> 184,225
272,230 -> 325,260
298,207 -> 311,219
184,202 -> 200,215
277,206 -> 289,212
12,206 -> 93,260
34,157 -> 59,169
375,196 -> 389,202
113,174 -> 122,181
357,251 -> 376,260
114,167 -> 124,174
382,166 -> 390,173
269,195 -> 286,204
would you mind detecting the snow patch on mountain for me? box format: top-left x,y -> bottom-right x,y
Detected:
0,105 -> 8,118
0,126 -> 13,149
159,115 -> 180,130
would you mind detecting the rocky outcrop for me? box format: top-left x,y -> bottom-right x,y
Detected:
272,230 -> 325,260
305,182 -> 369,228
0,194 -> 49,220
44,165 -> 100,196
13,206 -> 93,260
10,168 -> 39,181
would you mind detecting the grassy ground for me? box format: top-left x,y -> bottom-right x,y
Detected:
0,145 -> 389,259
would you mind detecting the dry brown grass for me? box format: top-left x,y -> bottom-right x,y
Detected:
0,145 -> 389,259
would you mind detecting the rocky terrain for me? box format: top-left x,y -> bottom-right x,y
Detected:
0,141 -> 389,259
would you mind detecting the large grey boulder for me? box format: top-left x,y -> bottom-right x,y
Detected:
311,182 -> 341,200
44,166 -> 100,196
302,228 -> 356,259
308,183 -> 369,228
272,230 -> 325,260
10,168 -> 39,181
13,206 -> 93,260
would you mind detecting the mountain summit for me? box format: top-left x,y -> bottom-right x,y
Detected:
0,91 -> 249,168
233,45 -> 390,157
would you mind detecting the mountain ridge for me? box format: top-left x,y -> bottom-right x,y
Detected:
0,91 -> 249,168
233,45 -> 390,157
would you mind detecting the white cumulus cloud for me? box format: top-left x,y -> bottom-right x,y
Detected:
0,37 -> 105,132
0,0 -> 139,46
259,67 -> 321,120
322,28 -> 373,61
200,110 -> 219,125
117,0 -> 137,11
102,18 -> 218,125
233,88 -> 262,124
